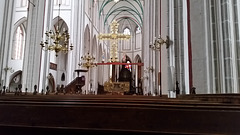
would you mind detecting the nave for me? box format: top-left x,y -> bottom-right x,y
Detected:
1,0 -> 240,134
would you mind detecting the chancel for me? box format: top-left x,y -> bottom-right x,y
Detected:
0,0 -> 240,134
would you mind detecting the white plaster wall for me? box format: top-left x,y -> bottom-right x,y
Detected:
52,1 -> 72,29
135,32 -> 142,50
52,10 -> 71,30
56,53 -> 67,85
15,9 -> 27,23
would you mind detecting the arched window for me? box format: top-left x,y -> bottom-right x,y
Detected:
12,25 -> 25,60
123,28 -> 131,35
123,55 -> 132,72
122,28 -> 131,50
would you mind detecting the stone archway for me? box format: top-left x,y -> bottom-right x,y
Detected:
51,17 -> 69,88
134,54 -> 143,95
9,71 -> 22,92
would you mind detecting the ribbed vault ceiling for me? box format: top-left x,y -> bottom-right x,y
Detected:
99,0 -> 143,30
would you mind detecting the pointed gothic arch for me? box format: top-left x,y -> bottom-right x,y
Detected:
52,16 -> 69,38
8,18 -> 27,92
92,35 -> 97,55
91,35 -> 98,94
9,70 -> 22,92
11,17 -> 27,60
51,17 -> 69,87
84,25 -> 90,53
134,54 -> 142,63
14,17 -> 27,30
122,54 -> 132,63
134,54 -> 142,95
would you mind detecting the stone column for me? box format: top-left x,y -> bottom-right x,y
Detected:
154,0 -> 160,96
0,0 -> 15,87
38,0 -> 53,92
168,0 -> 176,95
70,0 -> 85,92
143,0 -> 151,95
161,0 -> 170,95
22,0 -> 46,92
150,0 -> 155,95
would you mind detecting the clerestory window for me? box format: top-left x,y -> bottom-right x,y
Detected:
12,25 -> 25,60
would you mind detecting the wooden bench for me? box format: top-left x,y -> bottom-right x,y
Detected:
0,95 -> 240,134
179,94 -> 240,104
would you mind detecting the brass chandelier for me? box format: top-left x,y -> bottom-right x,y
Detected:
150,35 -> 170,50
40,4 -> 73,57
79,53 -> 97,69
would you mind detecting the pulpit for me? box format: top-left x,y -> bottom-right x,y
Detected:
65,69 -> 87,94
75,69 -> 88,93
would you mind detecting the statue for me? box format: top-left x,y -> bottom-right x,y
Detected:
33,85 -> 37,95
15,87 -> 18,96
25,88 -> 28,95
41,89 -> 44,95
0,83 -> 1,93
2,86 -> 6,95
176,81 -> 180,95
191,87 -> 196,94
18,84 -> 22,95
46,86 -> 50,95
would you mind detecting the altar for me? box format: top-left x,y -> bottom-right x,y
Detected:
104,80 -> 129,95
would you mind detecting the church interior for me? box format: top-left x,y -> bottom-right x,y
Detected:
0,0 -> 240,134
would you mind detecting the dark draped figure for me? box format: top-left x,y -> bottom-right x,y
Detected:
119,66 -> 134,94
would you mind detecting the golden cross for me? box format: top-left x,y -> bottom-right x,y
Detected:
98,20 -> 131,62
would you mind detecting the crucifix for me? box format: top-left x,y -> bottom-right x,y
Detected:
98,20 -> 131,62
98,20 -> 131,82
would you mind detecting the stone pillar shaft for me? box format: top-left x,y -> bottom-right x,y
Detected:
22,0 -> 46,92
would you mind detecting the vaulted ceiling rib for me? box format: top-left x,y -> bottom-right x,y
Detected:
99,0 -> 143,29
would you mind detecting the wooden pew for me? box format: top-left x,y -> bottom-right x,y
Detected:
0,95 -> 240,135
179,94 -> 240,104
